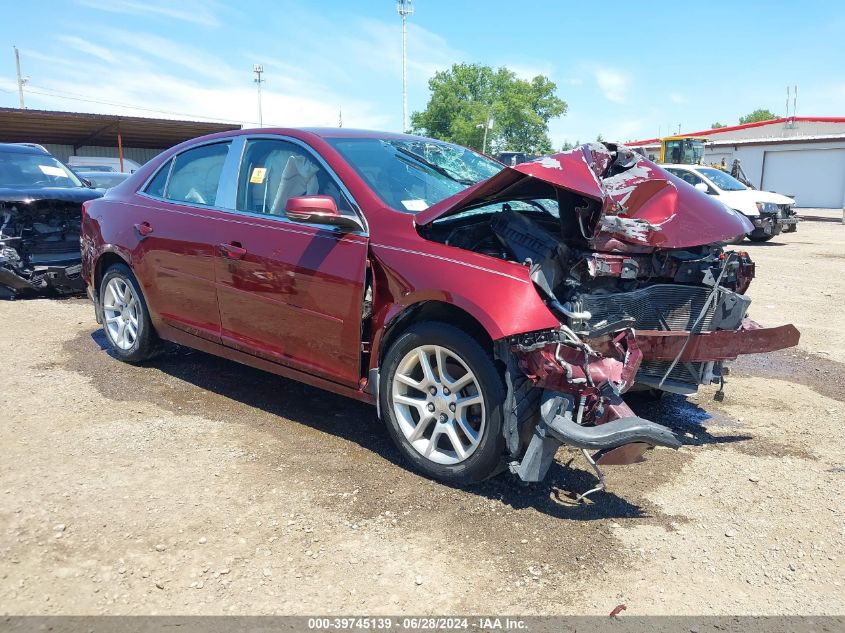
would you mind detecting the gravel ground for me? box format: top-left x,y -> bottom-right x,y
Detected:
0,210 -> 843,616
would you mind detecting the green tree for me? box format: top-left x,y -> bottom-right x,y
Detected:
738,109 -> 778,124
596,133 -> 604,143
711,122 -> 726,129
410,63 -> 567,154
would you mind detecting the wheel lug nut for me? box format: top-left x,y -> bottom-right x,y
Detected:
443,387 -> 450,395
427,403 -> 435,412
449,403 -> 456,412
429,387 -> 437,396
439,413 -> 448,423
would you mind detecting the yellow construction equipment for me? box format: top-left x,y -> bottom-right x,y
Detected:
658,135 -> 707,164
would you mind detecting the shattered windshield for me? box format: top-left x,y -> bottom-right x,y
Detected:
697,167 -> 747,192
327,137 -> 503,213
0,150 -> 84,189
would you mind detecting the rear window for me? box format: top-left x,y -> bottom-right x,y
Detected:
163,142 -> 231,207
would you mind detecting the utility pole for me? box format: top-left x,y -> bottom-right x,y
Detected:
14,46 -> 26,109
253,64 -> 265,127
476,114 -> 493,154
396,0 -> 414,132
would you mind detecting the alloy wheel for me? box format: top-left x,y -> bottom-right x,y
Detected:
103,277 -> 140,351
390,344 -> 485,465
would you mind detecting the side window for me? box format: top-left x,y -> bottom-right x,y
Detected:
669,169 -> 703,187
680,172 -> 704,187
144,159 -> 172,197
164,142 -> 231,207
235,139 -> 352,216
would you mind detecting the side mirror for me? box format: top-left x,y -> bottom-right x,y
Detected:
285,195 -> 361,231
694,182 -> 709,193
80,177 -> 93,188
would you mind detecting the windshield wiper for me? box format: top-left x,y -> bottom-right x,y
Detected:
393,146 -> 476,186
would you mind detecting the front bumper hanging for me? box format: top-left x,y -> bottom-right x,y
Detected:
503,319 -> 800,494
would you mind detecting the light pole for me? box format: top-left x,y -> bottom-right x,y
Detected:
476,114 -> 493,154
253,63 -> 265,127
14,46 -> 26,109
396,0 -> 414,132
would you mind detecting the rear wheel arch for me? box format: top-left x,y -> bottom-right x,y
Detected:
93,252 -> 130,301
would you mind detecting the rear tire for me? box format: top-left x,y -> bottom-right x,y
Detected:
379,322 -> 505,486
99,263 -> 160,363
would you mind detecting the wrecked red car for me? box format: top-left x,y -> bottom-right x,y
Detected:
80,130 -> 799,497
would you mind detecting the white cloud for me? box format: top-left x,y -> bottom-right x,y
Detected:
594,67 -> 629,103
57,36 -> 117,64
19,30 -> 389,130
74,0 -> 222,28
670,92 -> 687,104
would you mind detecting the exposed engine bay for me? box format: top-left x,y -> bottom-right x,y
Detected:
0,195 -> 96,298
422,203 -> 755,395
417,143 -> 800,496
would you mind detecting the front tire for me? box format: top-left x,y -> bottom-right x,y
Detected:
99,263 -> 160,363
748,228 -> 776,242
379,322 -> 505,486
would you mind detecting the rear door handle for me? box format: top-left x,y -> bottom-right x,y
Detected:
134,222 -> 153,238
218,241 -> 247,260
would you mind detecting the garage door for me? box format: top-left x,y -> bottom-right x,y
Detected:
761,148 -> 845,208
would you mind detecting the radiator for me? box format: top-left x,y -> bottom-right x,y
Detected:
573,283 -> 747,393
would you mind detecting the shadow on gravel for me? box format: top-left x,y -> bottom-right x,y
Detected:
469,464 -> 650,521
626,392 -> 753,447
84,330 -> 703,521
740,241 -> 792,247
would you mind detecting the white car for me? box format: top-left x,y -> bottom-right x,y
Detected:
68,155 -> 142,174
661,164 -> 799,242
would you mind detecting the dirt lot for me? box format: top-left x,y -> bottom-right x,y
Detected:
1,210 -> 843,616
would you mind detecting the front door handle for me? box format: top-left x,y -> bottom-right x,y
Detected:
134,221 -> 153,238
218,241 -> 247,260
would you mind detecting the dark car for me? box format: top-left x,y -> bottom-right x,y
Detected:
0,143 -> 102,297
80,129 -> 799,496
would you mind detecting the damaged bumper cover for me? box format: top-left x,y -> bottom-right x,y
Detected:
502,320 -> 800,489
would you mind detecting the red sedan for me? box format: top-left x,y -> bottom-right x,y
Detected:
80,129 -> 798,496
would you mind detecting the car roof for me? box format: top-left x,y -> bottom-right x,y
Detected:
0,142 -> 51,155
658,163 -> 698,170
189,127 -> 446,145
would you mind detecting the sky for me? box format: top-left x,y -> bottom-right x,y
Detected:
1,0 -> 844,147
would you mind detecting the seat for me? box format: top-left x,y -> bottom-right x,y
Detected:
269,155 -> 320,215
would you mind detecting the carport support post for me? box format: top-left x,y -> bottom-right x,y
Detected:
117,123 -> 124,173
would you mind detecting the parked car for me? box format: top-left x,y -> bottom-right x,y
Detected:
78,170 -> 131,191
68,156 -> 142,174
661,164 -> 799,241
0,143 -> 102,298
80,131 -> 799,496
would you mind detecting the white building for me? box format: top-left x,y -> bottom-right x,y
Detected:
628,117 -> 845,208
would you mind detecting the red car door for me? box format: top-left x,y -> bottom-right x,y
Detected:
130,140 -> 233,342
214,137 -> 368,388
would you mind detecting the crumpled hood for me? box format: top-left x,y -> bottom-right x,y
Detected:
0,186 -> 103,205
416,143 -> 752,251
